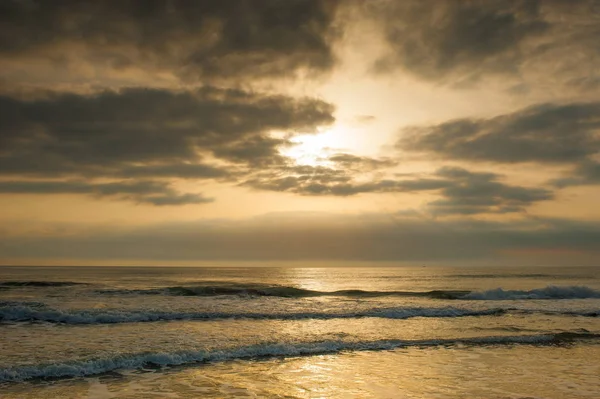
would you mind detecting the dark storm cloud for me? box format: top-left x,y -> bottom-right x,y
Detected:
244,165 -> 552,215
0,180 -> 212,206
370,0 -> 600,86
398,102 -> 600,164
0,87 -> 334,177
0,0 -> 340,82
2,213 -> 598,263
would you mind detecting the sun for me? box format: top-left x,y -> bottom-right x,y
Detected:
279,125 -> 347,166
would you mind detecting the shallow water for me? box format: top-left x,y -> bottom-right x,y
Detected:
1,266 -> 599,398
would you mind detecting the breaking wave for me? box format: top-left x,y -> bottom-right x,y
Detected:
1,332 -> 598,382
95,284 -> 600,300
8,280 -> 597,301
463,286 -> 600,300
0,303 -> 506,324
96,284 -> 471,299
1,302 -> 598,325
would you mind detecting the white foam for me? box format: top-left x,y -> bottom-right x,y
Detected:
462,285 -> 600,300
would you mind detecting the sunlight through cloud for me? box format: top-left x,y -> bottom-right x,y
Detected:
280,125 -> 351,166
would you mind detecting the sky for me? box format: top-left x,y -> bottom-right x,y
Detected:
0,0 -> 599,266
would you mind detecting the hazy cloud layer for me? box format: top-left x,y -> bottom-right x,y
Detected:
0,180 -> 212,206
0,0 -> 341,84
2,213 -> 598,264
371,0 -> 600,87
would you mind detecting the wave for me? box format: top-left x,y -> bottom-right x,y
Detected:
0,304 -> 507,324
95,284 -> 600,301
0,300 -> 47,308
1,302 -> 598,325
1,332 -> 598,382
96,284 -> 471,299
463,286 -> 600,300
0,281 -> 86,288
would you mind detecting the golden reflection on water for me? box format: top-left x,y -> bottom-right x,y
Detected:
281,267 -> 391,292
281,267 -> 333,292
3,345 -> 600,398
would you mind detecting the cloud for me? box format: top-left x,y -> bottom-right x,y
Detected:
0,86 -> 334,204
0,86 -> 333,174
1,212 -> 598,264
241,154 -> 398,196
353,115 -> 376,124
212,136 -> 291,167
398,102 -> 600,164
0,180 -> 212,206
115,163 -> 231,180
370,0 -> 600,87
143,193 -> 212,206
371,0 -> 547,80
397,101 -> 600,191
427,167 -> 553,215
327,153 -> 397,170
551,161 -> 600,188
244,164 -> 552,214
0,0 -> 341,84
2,0 -> 598,92
243,164 -> 352,193
0,83 -> 560,212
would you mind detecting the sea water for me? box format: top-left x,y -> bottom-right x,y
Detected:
0,266 -> 599,398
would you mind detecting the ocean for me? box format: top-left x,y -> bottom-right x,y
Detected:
0,265 -> 599,398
